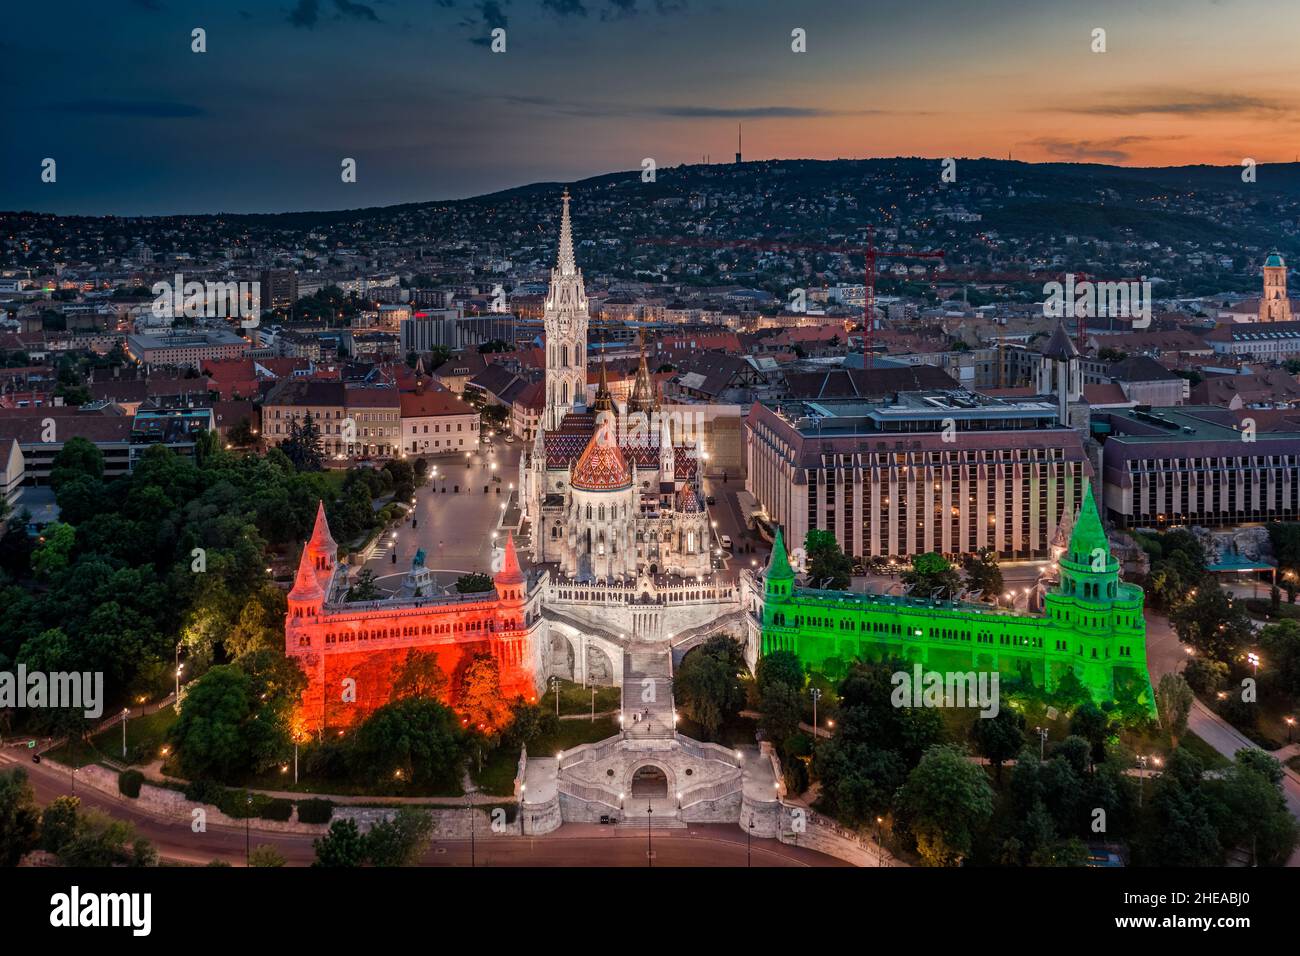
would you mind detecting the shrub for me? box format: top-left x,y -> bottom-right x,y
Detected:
296,798 -> 335,824
184,779 -> 226,806
259,798 -> 294,822
118,769 -> 144,798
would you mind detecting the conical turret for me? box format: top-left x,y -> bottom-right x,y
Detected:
495,532 -> 526,606
764,526 -> 795,600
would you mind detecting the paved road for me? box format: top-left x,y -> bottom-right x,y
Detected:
361,440 -> 522,594
0,749 -> 842,867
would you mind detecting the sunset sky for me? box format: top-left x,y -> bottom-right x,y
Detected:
4,0 -> 1298,214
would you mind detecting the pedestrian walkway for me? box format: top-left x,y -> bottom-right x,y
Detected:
622,647 -> 675,739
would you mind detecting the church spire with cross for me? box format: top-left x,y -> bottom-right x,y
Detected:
543,188 -> 589,431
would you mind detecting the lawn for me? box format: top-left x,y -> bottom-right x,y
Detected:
538,679 -> 620,717
1178,730 -> 1232,771
470,716 -> 621,797
91,707 -> 178,766
675,713 -> 758,749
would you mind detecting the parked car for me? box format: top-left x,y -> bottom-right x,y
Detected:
720,535 -> 733,551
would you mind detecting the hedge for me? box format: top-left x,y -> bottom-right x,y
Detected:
260,798 -> 294,822
118,769 -> 144,798
296,798 -> 335,824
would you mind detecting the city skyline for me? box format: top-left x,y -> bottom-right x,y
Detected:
6,0 -> 1300,215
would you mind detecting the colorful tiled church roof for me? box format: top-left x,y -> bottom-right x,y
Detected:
570,431 -> 633,491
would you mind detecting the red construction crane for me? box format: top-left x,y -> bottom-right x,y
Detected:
637,228 -> 944,366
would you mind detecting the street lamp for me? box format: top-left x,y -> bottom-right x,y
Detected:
647,799 -> 654,868
876,816 -> 885,867
120,708 -> 130,759
1286,716 -> 1296,744
245,795 -> 253,865
1247,652 -> 1260,678
1034,725 -> 1048,761
747,817 -> 755,867
467,794 -> 475,868
810,687 -> 822,751
550,676 -> 562,718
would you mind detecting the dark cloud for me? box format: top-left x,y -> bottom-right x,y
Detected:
288,0 -> 320,28
1058,91 -> 1288,117
541,0 -> 588,16
480,0 -> 509,29
1026,136 -> 1168,163
55,99 -> 206,118
333,0 -> 380,23
288,0 -> 379,28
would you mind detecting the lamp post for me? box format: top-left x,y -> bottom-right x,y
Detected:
467,794 -> 475,868
121,707 -> 130,759
1247,652 -> 1260,679
174,642 -> 185,711
245,795 -> 253,866
810,687 -> 822,751
1287,716 -> 1296,745
1136,754 -> 1149,808
591,687 -> 596,723
1034,725 -> 1047,761
876,816 -> 885,867
550,676 -> 561,718
647,799 -> 653,868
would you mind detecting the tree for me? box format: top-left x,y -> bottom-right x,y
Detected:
31,523 -> 76,579
901,552 -> 963,600
455,573 -> 495,594
754,650 -> 804,698
758,681 -> 804,753
249,844 -> 286,867
803,529 -> 852,590
313,819 -> 366,867
346,568 -> 382,602
970,708 -> 1024,781
1183,657 -> 1229,697
1155,673 -> 1194,748
962,548 -> 1003,603
1207,752 -> 1299,866
363,808 -> 434,866
0,769 -> 40,866
1257,619 -> 1300,700
897,744 -> 995,866
673,635 -> 747,740
351,697 -> 466,787
456,653 -> 511,732
391,649 -> 449,702
49,437 -> 104,492
168,664 -> 290,781
282,413 -> 324,472
1170,585 -> 1252,663
1068,701 -> 1112,767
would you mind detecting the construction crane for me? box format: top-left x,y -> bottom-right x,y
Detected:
636,228 -> 944,366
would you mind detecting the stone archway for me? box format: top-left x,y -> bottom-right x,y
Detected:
549,632 -> 575,680
631,765 -> 668,798
585,643 -> 614,685
625,758 -> 676,800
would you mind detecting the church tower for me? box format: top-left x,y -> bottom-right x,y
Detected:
543,189 -> 589,431
1260,252 -> 1291,323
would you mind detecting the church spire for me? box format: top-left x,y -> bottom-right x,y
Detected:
627,328 -> 658,414
592,330 -> 614,412
557,187 -> 576,277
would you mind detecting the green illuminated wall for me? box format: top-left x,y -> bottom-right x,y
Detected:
759,485 -> 1152,709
